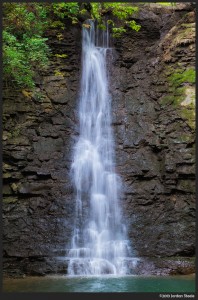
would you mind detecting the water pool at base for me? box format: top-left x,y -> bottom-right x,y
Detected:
3,274 -> 195,293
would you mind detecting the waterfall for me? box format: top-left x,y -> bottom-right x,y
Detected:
67,20 -> 131,276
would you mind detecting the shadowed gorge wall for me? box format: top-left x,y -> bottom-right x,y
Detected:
3,4 -> 195,276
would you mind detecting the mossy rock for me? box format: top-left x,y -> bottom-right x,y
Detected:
177,179 -> 195,193
3,185 -> 12,195
180,86 -> 195,129
8,136 -> 30,146
11,182 -> 20,193
54,54 -> 68,59
3,163 -> 13,171
168,68 -> 195,88
172,26 -> 195,47
159,95 -> 173,106
181,86 -> 195,107
3,131 -> 12,141
160,66 -> 195,129
159,93 -> 185,107
11,128 -> 21,139
181,23 -> 195,29
163,256 -> 195,263
180,107 -> 195,129
3,172 -> 12,179
3,197 -> 18,204
172,132 -> 194,144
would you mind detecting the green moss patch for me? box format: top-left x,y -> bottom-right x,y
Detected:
159,92 -> 186,108
169,68 -> 195,88
54,53 -> 68,58
3,197 -> 18,204
180,107 -> 195,130
160,66 -> 195,129
177,179 -> 195,193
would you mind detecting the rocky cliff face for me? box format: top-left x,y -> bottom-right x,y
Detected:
3,21 -> 81,276
111,4 -> 195,259
3,5 -> 195,276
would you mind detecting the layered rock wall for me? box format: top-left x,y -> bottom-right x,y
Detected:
110,4 -> 195,258
3,22 -> 81,276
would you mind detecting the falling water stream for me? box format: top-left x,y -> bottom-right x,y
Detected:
67,20 -> 131,276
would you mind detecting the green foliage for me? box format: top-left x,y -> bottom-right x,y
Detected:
158,2 -> 176,6
51,3 -> 80,24
50,20 -> 65,30
103,3 -> 138,20
54,54 -> 68,58
3,3 -> 50,89
54,70 -> 65,77
56,33 -> 64,40
3,30 -> 33,88
169,68 -> 196,87
91,3 -> 102,22
91,2 -> 141,37
161,67 -> 196,107
160,66 -> 195,129
33,91 -> 45,102
3,3 -> 48,36
126,20 -> 141,32
3,2 -> 141,88
112,27 -> 126,38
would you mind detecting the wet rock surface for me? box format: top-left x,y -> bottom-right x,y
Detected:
133,256 -> 195,276
3,5 -> 195,277
3,256 -> 195,277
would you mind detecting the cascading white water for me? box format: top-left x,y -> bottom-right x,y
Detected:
67,20 -> 131,276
